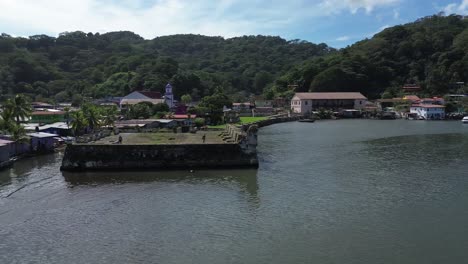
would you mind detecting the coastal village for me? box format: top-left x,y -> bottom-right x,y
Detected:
1,81 -> 468,169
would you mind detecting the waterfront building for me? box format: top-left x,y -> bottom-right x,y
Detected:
27,132 -> 59,152
0,139 -> 14,164
23,122 -> 71,136
120,91 -> 165,109
291,92 -> 367,114
409,104 -> 445,120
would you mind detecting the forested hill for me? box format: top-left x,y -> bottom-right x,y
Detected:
276,14 -> 468,99
0,32 -> 333,103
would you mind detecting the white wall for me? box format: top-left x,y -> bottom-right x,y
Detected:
291,98 -> 312,114
410,107 -> 445,119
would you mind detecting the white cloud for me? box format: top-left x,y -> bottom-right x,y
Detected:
0,0 -> 402,39
393,9 -> 400,19
379,24 -> 391,30
443,0 -> 468,15
336,36 -> 350,41
318,0 -> 400,15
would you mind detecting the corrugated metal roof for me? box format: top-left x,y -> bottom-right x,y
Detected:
294,92 -> 367,100
27,132 -> 59,138
0,139 -> 14,146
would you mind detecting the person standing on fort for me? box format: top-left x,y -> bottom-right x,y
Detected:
202,134 -> 206,143
118,135 -> 123,144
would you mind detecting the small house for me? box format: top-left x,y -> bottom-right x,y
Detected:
0,139 -> 14,165
169,115 -> 196,126
27,132 -> 59,152
232,103 -> 252,112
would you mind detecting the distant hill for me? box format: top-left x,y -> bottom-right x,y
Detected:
276,14 -> 468,99
1,14 -> 466,103
0,31 -> 333,103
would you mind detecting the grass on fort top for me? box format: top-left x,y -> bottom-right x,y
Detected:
208,116 -> 268,129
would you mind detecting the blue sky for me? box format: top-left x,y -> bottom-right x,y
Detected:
0,0 -> 467,48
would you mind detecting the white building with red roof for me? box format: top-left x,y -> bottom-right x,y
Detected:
291,92 -> 367,113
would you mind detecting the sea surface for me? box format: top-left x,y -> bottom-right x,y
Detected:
1,119 -> 468,264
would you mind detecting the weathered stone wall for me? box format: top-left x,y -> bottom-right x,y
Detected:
250,115 -> 303,128
61,143 -> 258,171
61,115 -> 302,171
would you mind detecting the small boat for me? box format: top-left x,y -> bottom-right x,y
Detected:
462,116 -> 468,124
298,119 -> 315,123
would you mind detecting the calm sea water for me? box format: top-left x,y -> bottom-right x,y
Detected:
1,120 -> 468,264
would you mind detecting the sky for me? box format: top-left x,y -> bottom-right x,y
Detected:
0,0 -> 467,48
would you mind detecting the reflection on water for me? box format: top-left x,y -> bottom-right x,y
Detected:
363,133 -> 468,166
63,169 -> 260,203
2,120 -> 468,264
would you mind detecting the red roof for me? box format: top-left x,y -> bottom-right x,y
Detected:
411,104 -> 445,108
166,114 -> 197,119
139,91 -> 162,99
403,95 -> 420,101
294,92 -> 367,100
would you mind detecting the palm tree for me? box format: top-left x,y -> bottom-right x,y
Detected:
4,94 -> 32,124
86,107 -> 101,131
10,123 -> 29,155
70,111 -> 88,136
0,107 -> 15,133
102,107 -> 117,127
64,107 -> 70,129
81,103 -> 101,131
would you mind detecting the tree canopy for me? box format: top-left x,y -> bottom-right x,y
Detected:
0,31 -> 332,103
276,14 -> 468,99
0,14 -> 467,102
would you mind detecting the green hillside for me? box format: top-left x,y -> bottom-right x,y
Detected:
0,32 -> 332,103
0,14 -> 467,103
275,14 -> 468,99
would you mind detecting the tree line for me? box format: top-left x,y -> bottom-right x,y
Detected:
272,14 -> 468,99
0,32 -> 332,104
0,14 -> 466,105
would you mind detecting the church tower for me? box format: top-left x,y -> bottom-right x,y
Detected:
165,83 -> 174,108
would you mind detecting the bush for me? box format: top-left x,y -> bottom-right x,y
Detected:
194,118 -> 205,127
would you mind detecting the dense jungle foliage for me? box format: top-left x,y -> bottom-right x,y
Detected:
276,14 -> 468,99
0,31 -> 332,103
0,14 -> 466,103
